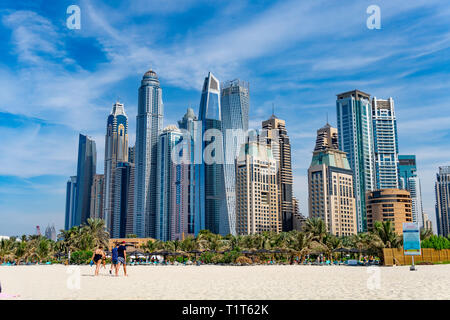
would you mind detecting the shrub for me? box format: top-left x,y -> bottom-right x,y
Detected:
70,250 -> 93,264
421,235 -> 450,250
235,256 -> 252,265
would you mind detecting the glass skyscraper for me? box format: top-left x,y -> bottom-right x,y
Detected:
103,102 -> 128,234
336,90 -> 375,232
435,166 -> 450,237
220,79 -> 250,235
73,134 -> 97,227
64,176 -> 77,230
198,72 -> 226,235
398,155 -> 424,226
178,108 -> 200,235
134,70 -> 163,238
155,126 -> 184,241
112,162 -> 135,238
372,97 -> 399,189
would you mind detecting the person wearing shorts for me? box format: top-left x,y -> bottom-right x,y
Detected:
116,241 -> 127,276
110,243 -> 119,275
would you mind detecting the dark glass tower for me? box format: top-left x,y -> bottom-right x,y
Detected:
198,72 -> 225,235
73,134 -> 96,227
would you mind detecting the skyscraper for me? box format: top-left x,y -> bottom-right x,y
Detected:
198,72 -> 225,235
44,224 -> 57,241
261,114 -> 294,232
155,126 -> 185,241
308,124 -> 357,236
435,166 -> 450,237
135,70 -> 164,238
178,108 -> 200,236
103,102 -> 129,234
236,140 -> 280,235
398,155 -> 424,226
112,162 -> 135,238
64,176 -> 77,230
221,79 -> 250,235
73,134 -> 96,227
372,97 -> 399,189
90,174 -> 104,219
336,90 -> 375,232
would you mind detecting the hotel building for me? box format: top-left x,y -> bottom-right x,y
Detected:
308,124 -> 357,236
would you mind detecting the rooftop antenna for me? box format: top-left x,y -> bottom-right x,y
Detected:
272,103 -> 275,116
326,112 -> 329,125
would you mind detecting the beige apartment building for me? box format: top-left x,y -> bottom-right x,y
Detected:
308,124 -> 357,236
366,188 -> 413,235
236,141 -> 280,235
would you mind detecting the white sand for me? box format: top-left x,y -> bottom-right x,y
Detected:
0,264 -> 449,300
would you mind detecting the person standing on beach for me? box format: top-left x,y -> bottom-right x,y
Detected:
110,243 -> 119,275
91,246 -> 105,276
116,241 -> 127,276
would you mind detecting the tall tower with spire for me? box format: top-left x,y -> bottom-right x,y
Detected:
134,70 -> 164,238
103,101 -> 129,234
261,113 -> 295,232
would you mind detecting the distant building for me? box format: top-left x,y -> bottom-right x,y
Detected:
422,212 -> 433,233
261,114 -> 294,232
435,166 -> 450,237
112,162 -> 135,238
236,141 -> 280,235
336,90 -> 376,232
73,134 -> 97,227
372,97 -> 399,189
308,124 -> 357,236
292,197 -> 306,231
366,189 -> 413,235
90,174 -> 104,220
44,224 -> 57,241
128,146 -> 135,164
398,155 -> 424,226
65,176 -> 77,230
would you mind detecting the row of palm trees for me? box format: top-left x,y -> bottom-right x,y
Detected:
0,217 -> 434,264
0,218 -> 109,264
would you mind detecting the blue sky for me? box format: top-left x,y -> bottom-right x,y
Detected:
0,0 -> 449,236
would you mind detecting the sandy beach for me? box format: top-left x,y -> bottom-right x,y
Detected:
1,264 -> 449,300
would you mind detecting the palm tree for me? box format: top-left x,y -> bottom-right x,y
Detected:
372,221 -> 401,249
420,228 -> 433,241
82,218 -> 109,248
0,238 -> 15,263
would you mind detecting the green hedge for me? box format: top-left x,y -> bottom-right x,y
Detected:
70,250 -> 93,264
421,235 -> 450,250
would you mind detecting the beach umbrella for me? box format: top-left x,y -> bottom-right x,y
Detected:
333,247 -> 350,253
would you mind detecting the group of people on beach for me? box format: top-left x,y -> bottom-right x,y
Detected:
91,241 -> 127,277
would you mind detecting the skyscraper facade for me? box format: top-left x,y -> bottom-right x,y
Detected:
73,134 -> 97,227
372,97 -> 399,189
308,124 -> 357,236
103,101 -> 129,233
398,155 -> 424,226
198,72 -> 225,235
220,79 -> 250,235
64,176 -> 77,230
236,141 -> 280,235
135,70 -> 164,238
112,162 -> 135,238
435,166 -> 450,237
261,114 -> 294,232
90,174 -> 104,220
178,108 -> 200,236
155,126 -> 185,241
336,90 -> 376,232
